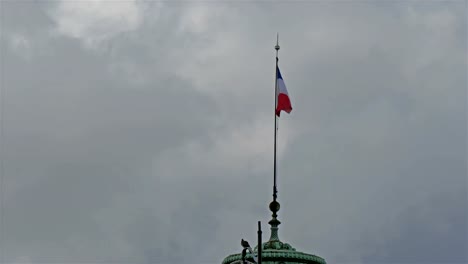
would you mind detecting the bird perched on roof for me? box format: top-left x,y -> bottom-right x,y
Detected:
241,239 -> 251,249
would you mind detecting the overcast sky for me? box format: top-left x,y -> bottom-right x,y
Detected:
0,1 -> 467,264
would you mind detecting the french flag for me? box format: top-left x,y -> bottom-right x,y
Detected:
275,66 -> 292,117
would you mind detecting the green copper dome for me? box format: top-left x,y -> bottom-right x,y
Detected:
221,200 -> 326,264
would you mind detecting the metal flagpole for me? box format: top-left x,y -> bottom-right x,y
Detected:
273,33 -> 280,202
257,221 -> 262,264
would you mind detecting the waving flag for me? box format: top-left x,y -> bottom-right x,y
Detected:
275,66 -> 292,117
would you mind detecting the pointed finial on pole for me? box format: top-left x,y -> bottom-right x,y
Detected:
275,33 -> 280,51
275,33 -> 280,58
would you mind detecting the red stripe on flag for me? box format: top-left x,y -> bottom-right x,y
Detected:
276,93 -> 292,117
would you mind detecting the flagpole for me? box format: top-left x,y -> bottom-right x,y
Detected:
273,33 -> 279,202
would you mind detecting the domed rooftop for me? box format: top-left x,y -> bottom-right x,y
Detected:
221,200 -> 326,264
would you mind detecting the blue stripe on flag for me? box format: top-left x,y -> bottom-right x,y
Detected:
276,66 -> 283,80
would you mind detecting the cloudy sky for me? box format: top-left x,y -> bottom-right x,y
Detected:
0,1 -> 466,264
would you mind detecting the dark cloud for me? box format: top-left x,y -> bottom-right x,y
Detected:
360,190 -> 467,264
0,1 -> 466,264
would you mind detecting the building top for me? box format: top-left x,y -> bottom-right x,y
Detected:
221,200 -> 326,264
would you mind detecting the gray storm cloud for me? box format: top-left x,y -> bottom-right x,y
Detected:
0,1 -> 466,264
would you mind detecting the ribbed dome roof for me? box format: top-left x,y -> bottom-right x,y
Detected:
221,200 -> 326,264
222,245 -> 326,264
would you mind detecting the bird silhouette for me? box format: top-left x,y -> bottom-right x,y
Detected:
241,239 -> 251,248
